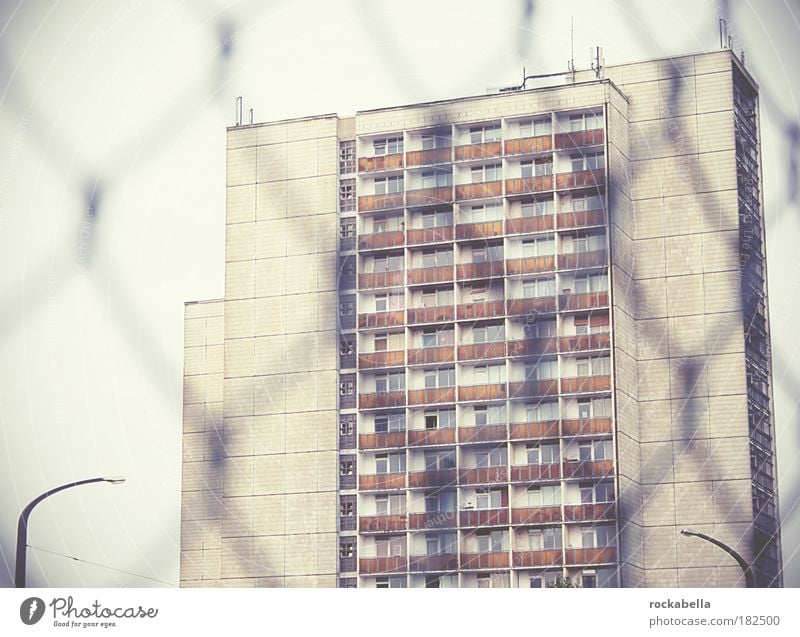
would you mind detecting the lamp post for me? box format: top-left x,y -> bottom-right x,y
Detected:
679,527 -> 755,588
15,476 -> 126,588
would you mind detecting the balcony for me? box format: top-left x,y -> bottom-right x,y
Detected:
457,300 -> 505,321
509,420 -> 560,441
559,333 -> 610,353
559,291 -> 609,311
408,511 -> 458,530
359,555 -> 407,574
454,141 -> 502,161
455,181 -> 502,201
563,502 -> 616,522
407,305 -> 455,325
506,256 -> 555,275
407,346 -> 455,365
505,215 -> 555,235
459,466 -> 508,485
358,193 -> 404,212
359,391 -> 406,409
407,428 -> 457,446
405,186 -> 453,207
455,220 -> 504,240
504,135 -> 552,156
406,226 -> 454,245
560,375 -> 611,393
358,311 -> 405,329
358,350 -> 405,369
558,250 -> 607,270
508,379 -> 559,399
505,175 -> 554,196
458,383 -> 507,401
460,552 -> 510,569
456,260 -> 505,280
358,431 -> 407,450
512,549 -> 562,568
408,469 -> 458,488
458,424 -> 508,444
562,459 -> 614,479
564,547 -> 616,566
458,342 -> 506,361
359,473 -> 407,491
554,128 -> 604,150
460,508 -> 509,526
562,417 -> 613,437
358,154 -> 404,173
556,208 -> 606,229
358,271 -> 404,289
511,506 -> 562,524
510,463 -> 561,482
507,338 -> 557,357
555,168 -> 605,190
407,387 -> 456,405
359,515 -> 407,533
358,231 -> 404,250
406,147 -> 452,167
506,297 -> 557,315
409,554 -> 459,572
407,265 -> 454,285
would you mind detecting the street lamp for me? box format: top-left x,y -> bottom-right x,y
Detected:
679,527 -> 755,588
15,476 -> 126,588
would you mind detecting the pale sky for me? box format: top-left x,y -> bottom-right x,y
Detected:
1,0 -> 799,587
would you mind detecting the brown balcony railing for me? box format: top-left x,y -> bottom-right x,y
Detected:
559,291 -> 608,311
559,333 -> 610,352
558,250 -> 607,270
564,547 -> 616,565
455,180 -> 503,201
358,154 -> 404,173
407,428 -> 456,447
405,186 -> 454,207
507,338 -> 557,357
506,297 -> 557,315
510,463 -> 561,482
506,256 -> 555,275
406,147 -> 452,167
460,508 -> 509,526
408,554 -> 459,572
454,141 -> 502,161
359,473 -> 407,490
358,351 -> 405,369
505,175 -> 554,196
358,231 -> 405,250
505,215 -> 555,234
562,459 -> 614,479
408,511 -> 458,530
408,469 -> 458,488
556,208 -> 605,229
407,346 -> 455,365
508,379 -> 559,398
359,555 -> 407,574
359,391 -> 406,409
554,128 -> 604,150
406,226 -> 454,245
504,135 -> 553,155
407,305 -> 455,324
560,375 -> 611,393
407,387 -> 456,405
512,549 -> 562,568
407,265 -> 454,285
459,466 -> 508,485
457,300 -> 505,320
510,420 -> 560,440
511,506 -> 562,524
358,193 -> 404,212
359,515 -> 407,532
358,271 -> 404,289
563,502 -> 616,522
458,383 -> 507,401
458,342 -> 506,361
457,260 -> 505,280
358,431 -> 407,450
561,417 -> 613,436
460,552 -> 509,569
455,220 -> 504,240
358,311 -> 405,329
458,424 -> 508,444
555,168 -> 606,190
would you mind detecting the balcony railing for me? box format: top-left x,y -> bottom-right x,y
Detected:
406,147 -> 452,167
554,128 -> 604,150
358,350 -> 405,369
359,391 -> 406,409
561,417 -> 613,436
508,379 -> 559,398
358,231 -> 404,250
512,549 -> 562,568
563,502 -> 616,522
564,547 -> 617,565
555,168 -> 606,190
407,428 -> 456,446
358,311 -> 405,329
458,342 -> 506,361
559,333 -> 610,352
504,135 -> 553,155
458,383 -> 507,401
358,154 -> 404,173
407,265 -> 454,285
406,226 -> 454,245
511,506 -> 562,524
562,459 -> 614,479
507,338 -> 557,357
506,215 -> 555,234
558,250 -> 607,270
358,271 -> 404,289
505,175 -> 554,195
506,256 -> 555,275
359,555 -> 407,574
359,515 -> 407,532
408,511 -> 458,530
506,297 -> 557,315
358,193 -> 404,212
407,346 -> 455,365
509,420 -> 560,440
359,473 -> 407,490
457,260 -> 505,280
408,469 -> 458,488
405,186 -> 454,207
455,181 -> 503,201
407,305 -> 455,325
455,220 -> 504,240
510,463 -> 561,482
454,141 -> 502,161
556,208 -> 605,229
457,300 -> 505,320
407,387 -> 456,405
459,466 -> 508,485
408,554 -> 459,572
560,375 -> 611,393
460,508 -> 509,526
460,552 -> 510,569
358,431 -> 407,450
458,424 -> 508,444
559,291 -> 608,311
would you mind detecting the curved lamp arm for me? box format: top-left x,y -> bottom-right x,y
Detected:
680,528 -> 755,588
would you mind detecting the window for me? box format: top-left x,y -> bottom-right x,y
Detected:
575,356 -> 610,376
421,248 -> 453,268
465,202 -> 504,223
522,237 -> 555,258
528,527 -> 561,550
339,378 -> 355,397
578,397 -> 611,418
374,412 -> 405,433
375,576 -> 406,588
475,447 -> 507,467
526,443 -> 560,465
421,170 -> 452,188
424,367 -> 455,388
339,334 -> 355,357
373,332 -> 403,352
424,450 -> 456,470
523,278 -> 556,298
580,481 -> 614,504
471,163 -> 502,183
376,453 -> 406,474
570,151 -> 604,172
473,363 -> 506,385
425,491 -> 457,513
578,439 -> 613,461
339,295 -> 355,317
573,274 -> 608,294
373,215 -> 403,233
422,209 -> 453,228
521,198 -> 554,217
340,498 -> 355,517
476,573 -> 509,588
374,136 -> 403,155
372,254 -> 403,273
521,158 -> 552,177
475,488 -> 503,509
339,141 -> 355,174
569,112 -> 602,132
580,525 -> 616,548
422,131 -> 451,150
526,401 -> 559,422
571,193 -> 603,212
375,494 -> 406,516
340,458 -> 355,476
472,244 -> 503,263
375,372 -> 405,393
473,324 -> 505,343
476,529 -> 507,552
469,124 -> 501,144
422,328 -> 454,348
340,419 -> 355,438
474,404 -> 505,426
374,175 -> 403,195
339,540 -> 354,558
527,485 -> 560,506
339,218 -> 356,246
424,409 -> 456,430
526,360 -> 557,380
426,533 -> 457,555
374,292 -> 403,312
582,574 -> 598,588
421,288 -> 454,308
339,178 -> 355,212
524,320 -> 557,339
519,117 -> 552,138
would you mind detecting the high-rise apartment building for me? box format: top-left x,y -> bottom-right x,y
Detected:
180,48 -> 781,588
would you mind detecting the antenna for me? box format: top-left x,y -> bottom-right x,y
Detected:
567,17 -> 575,76
249,108 -> 254,125
235,96 -> 243,126
590,46 -> 604,79
719,19 -> 729,49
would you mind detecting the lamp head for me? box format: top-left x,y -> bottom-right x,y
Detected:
680,528 -> 694,537
103,476 -> 126,485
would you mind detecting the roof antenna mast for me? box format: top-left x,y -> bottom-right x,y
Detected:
568,16 -> 576,79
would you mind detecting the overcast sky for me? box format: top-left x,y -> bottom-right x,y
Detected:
1,0 -> 799,587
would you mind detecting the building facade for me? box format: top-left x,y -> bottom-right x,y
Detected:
180,49 -> 782,588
